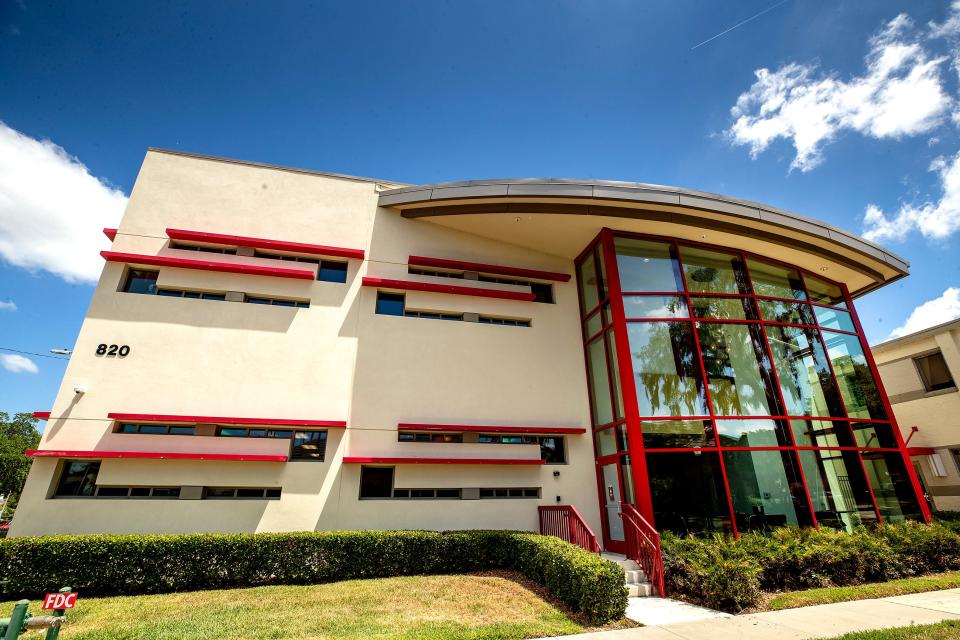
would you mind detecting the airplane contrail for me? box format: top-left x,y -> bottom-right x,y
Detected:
691,0 -> 792,50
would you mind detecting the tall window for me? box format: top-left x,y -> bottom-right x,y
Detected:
576,231 -> 924,537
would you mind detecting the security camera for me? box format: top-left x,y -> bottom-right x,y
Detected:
73,386 -> 87,395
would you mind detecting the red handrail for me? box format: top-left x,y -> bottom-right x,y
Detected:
621,503 -> 665,596
538,505 -> 602,554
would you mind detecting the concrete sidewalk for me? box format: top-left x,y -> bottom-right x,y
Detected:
547,588 -> 960,639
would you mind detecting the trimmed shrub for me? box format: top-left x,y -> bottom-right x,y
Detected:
0,530 -> 627,624
662,522 -> 960,613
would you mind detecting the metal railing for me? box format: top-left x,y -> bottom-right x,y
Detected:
538,505 -> 602,554
621,503 -> 665,596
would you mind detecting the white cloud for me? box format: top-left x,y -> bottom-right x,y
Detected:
863,151 -> 960,241
889,287 -> 960,338
0,300 -> 15,311
0,354 -> 38,374
728,14 -> 952,171
0,123 -> 127,283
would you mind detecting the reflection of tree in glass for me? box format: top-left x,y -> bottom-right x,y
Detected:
830,355 -> 887,419
630,322 -> 705,416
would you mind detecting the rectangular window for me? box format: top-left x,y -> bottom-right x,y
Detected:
55,461 -> 101,497
359,466 -> 394,498
477,316 -> 530,327
117,423 -> 196,436
915,351 -> 955,392
689,296 -> 757,321
478,488 -> 541,498
173,243 -> 237,255
626,321 -> 708,417
615,238 -> 682,292
157,288 -> 226,301
822,331 -> 887,420
641,419 -> 714,449
204,487 -> 281,499
318,260 -> 348,283
406,309 -> 464,321
375,292 -> 405,316
623,295 -> 688,319
245,295 -> 309,308
409,267 -> 464,279
291,430 -> 327,461
477,434 -> 566,463
253,251 -> 320,265
95,486 -> 181,499
766,324 -> 846,417
398,432 -> 463,443
723,449 -> 814,531
696,322 -> 781,417
121,269 -> 159,295
747,259 -> 807,300
680,247 -> 751,295
799,449 -> 878,530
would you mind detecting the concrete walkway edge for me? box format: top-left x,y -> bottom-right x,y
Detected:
544,588 -> 960,640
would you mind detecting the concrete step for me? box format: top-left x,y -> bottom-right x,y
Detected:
624,569 -> 647,584
626,582 -> 654,597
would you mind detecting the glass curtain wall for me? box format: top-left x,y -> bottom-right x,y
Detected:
576,230 -> 927,537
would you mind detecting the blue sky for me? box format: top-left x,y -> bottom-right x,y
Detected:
1,0 -> 959,417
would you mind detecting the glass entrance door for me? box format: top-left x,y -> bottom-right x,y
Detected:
598,456 -> 631,552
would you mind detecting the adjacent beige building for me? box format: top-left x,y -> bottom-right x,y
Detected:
874,319 -> 960,511
11,148 -> 929,547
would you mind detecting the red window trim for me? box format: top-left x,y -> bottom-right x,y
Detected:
408,256 -> 570,282
32,411 -> 51,420
166,228 -> 365,260
101,251 -> 315,280
103,228 -> 117,241
397,423 -> 585,435
25,450 -> 288,462
907,447 -> 936,456
362,277 -> 536,301
106,413 -> 346,428
343,456 -> 545,465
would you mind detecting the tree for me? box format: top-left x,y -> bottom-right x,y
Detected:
0,412 -> 41,515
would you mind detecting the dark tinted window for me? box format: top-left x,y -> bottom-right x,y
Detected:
319,260 -> 348,283
55,461 -> 101,497
530,283 -> 554,304
375,292 -> 405,316
540,437 -> 566,464
122,269 -> 158,295
359,466 -> 394,498
915,352 -> 955,392
291,431 -> 327,460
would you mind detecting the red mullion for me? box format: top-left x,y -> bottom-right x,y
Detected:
673,239 -> 740,537
592,418 -> 628,434
740,252 -> 820,528
839,281 -> 932,523
799,278 -> 884,524
599,228 -> 656,524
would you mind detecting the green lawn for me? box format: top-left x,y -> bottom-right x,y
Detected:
765,571 -> 960,610
823,620 -> 960,639
0,574 -> 585,640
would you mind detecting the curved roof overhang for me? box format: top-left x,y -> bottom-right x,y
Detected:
378,179 -> 909,298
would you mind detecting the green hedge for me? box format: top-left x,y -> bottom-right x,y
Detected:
662,522 -> 960,613
0,530 -> 627,624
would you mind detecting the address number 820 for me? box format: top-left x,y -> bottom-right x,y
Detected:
95,344 -> 130,357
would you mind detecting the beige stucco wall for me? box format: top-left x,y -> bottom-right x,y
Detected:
10,150 -> 601,537
875,324 -> 960,510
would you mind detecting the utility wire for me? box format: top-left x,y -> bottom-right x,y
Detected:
0,347 -> 69,361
